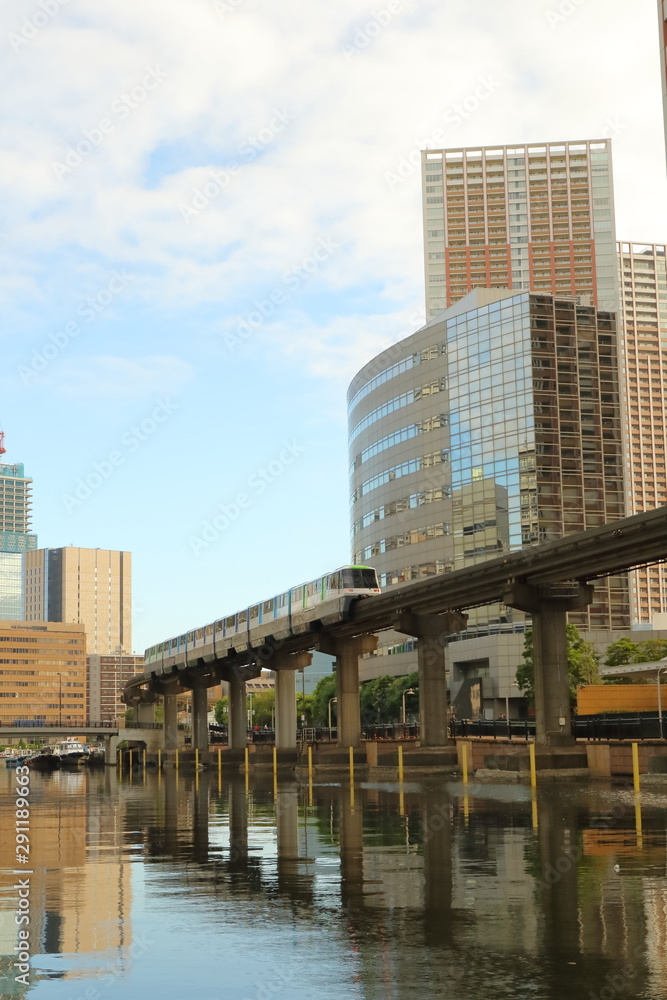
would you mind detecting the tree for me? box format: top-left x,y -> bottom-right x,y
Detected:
603,638 -> 667,684
604,637 -> 638,667
214,698 -> 228,725
515,625 -> 600,706
635,638 -> 667,663
311,675 -> 336,726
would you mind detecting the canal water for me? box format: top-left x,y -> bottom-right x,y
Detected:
1,765 -> 666,1000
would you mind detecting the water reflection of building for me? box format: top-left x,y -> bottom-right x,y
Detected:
0,770 -> 131,985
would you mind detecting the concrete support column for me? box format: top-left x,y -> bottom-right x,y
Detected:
136,701 -> 156,726
163,691 -> 178,751
316,636 -> 378,748
275,669 -> 297,750
273,652 -> 312,751
504,582 -> 594,747
191,682 -> 209,752
229,672 -> 247,750
393,611 -> 468,747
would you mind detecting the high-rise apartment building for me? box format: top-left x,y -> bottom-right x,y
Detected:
0,460 -> 37,619
618,242 -> 667,626
422,139 -> 618,319
0,620 -> 86,726
24,547 -> 132,654
348,289 -> 629,705
659,0 -> 667,163
87,652 -> 143,723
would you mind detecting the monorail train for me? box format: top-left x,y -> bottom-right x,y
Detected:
142,565 -> 380,679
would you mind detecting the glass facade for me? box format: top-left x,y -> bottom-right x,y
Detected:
348,289 -> 629,636
0,461 -> 36,620
0,552 -> 25,619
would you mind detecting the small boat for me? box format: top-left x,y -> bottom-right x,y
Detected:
29,748 -> 61,771
5,753 -> 33,768
55,738 -> 88,767
83,746 -> 105,767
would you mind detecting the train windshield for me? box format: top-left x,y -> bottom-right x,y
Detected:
341,567 -> 378,590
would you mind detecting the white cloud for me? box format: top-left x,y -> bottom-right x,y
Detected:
1,0 -> 665,366
53,355 -> 194,398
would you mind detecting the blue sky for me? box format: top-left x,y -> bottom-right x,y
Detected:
1,0 -> 666,653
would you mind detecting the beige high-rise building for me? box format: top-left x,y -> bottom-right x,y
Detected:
24,547 -> 131,654
0,620 -> 86,726
659,0 -> 667,164
618,242 -> 667,626
422,138 -> 618,319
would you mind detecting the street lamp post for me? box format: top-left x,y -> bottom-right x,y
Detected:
401,688 -> 415,725
657,665 -> 667,740
247,692 -> 254,729
328,697 -> 337,740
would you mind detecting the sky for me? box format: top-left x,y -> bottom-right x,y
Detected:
1,0 -> 666,654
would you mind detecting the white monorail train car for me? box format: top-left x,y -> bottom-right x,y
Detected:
142,565 -> 380,680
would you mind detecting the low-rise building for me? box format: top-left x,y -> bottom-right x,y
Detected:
0,620 -> 86,727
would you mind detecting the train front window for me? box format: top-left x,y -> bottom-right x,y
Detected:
341,567 -> 378,589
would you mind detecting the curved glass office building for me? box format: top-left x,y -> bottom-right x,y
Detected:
348,288 -> 629,693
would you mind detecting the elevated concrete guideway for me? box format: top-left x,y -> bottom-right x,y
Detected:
124,505 -> 667,751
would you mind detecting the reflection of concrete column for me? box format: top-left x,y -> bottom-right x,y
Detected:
339,788 -> 365,909
192,681 -> 209,752
394,611 -> 467,746
229,780 -> 248,864
316,636 -> 378,747
421,788 -> 453,944
274,652 -> 311,750
537,794 -> 580,959
163,691 -> 178,751
505,583 -> 593,746
229,673 -> 247,750
276,787 -> 299,860
193,772 -> 210,862
163,770 -> 180,856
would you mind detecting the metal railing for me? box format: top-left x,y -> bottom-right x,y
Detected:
574,713 -> 665,741
451,719 -> 535,741
1,720 -> 118,730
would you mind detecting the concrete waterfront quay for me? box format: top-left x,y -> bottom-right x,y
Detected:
114,736 -> 667,786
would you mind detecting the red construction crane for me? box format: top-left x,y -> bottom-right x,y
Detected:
0,431 -> 5,456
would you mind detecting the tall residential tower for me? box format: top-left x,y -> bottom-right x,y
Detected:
0,456 -> 37,619
618,242 -> 667,626
422,139 -> 617,319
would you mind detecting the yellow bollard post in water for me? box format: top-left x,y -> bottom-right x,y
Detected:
195,747 -> 199,771
128,748 -> 133,773
632,742 -> 641,795
529,741 -> 537,790
175,747 -> 179,772
273,746 -> 278,797
142,748 -> 147,772
398,744 -> 404,784
461,743 -> 469,786
349,745 -> 355,782
157,748 -> 162,770
217,747 -> 222,781
244,746 -> 249,793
